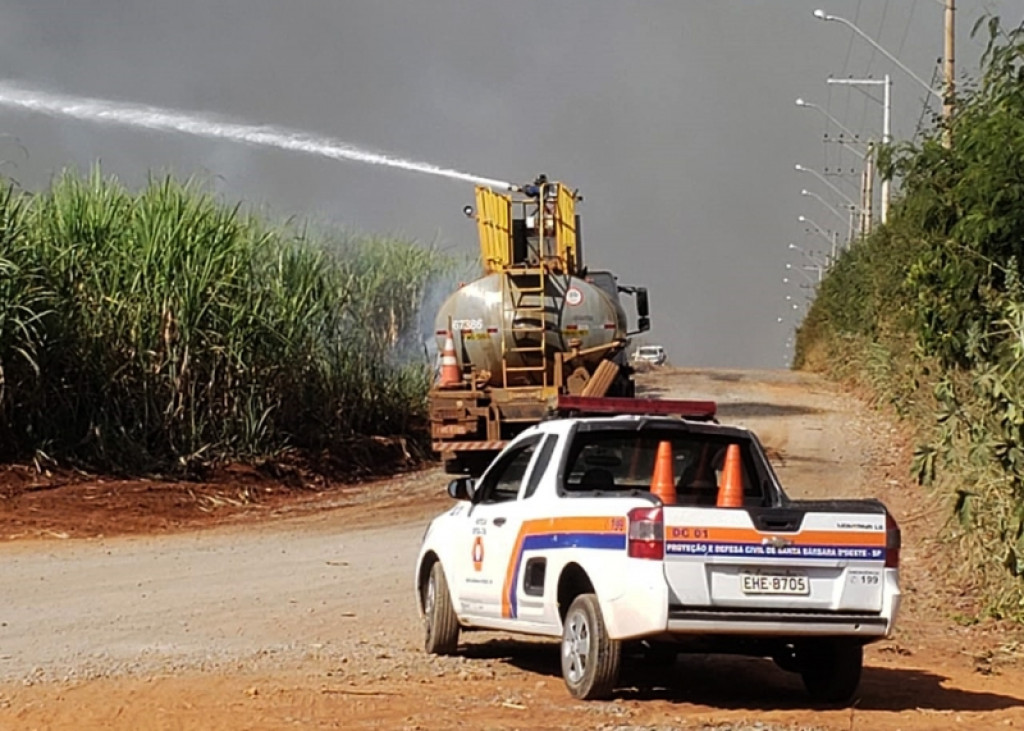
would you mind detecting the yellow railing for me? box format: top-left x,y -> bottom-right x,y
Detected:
553,183 -> 578,270
476,186 -> 512,273
475,180 -> 580,275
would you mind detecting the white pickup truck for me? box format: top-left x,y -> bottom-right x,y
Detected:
414,400 -> 901,704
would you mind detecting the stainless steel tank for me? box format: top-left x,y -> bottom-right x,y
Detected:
435,271 -> 627,387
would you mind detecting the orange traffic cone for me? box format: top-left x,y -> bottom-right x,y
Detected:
438,331 -> 461,388
650,440 -> 677,505
717,444 -> 744,508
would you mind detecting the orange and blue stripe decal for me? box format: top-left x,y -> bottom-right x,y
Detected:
502,516 -> 627,619
665,526 -> 886,561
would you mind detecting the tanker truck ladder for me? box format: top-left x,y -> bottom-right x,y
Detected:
500,268 -> 549,388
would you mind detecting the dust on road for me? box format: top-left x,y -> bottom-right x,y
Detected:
0,368 -> 1022,730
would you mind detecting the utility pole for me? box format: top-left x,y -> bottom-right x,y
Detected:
814,7 -> 949,146
860,142 -> 874,237
881,74 -> 891,222
943,0 -> 955,147
827,76 -> 890,224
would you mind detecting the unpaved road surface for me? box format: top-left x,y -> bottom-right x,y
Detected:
1,368 -> 1023,730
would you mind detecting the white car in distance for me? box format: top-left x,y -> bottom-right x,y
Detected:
633,345 -> 667,368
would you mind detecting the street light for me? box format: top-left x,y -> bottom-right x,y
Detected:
801,188 -> 854,235
783,275 -> 816,291
788,243 -> 827,282
795,163 -> 866,240
786,262 -> 822,285
798,213 -> 833,239
813,9 -> 942,102
797,214 -> 838,261
795,98 -> 865,151
794,164 -> 858,210
788,241 -> 828,266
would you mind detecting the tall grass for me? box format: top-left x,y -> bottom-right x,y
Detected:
0,170 -> 451,473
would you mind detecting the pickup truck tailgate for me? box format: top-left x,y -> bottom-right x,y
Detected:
663,505 -> 888,613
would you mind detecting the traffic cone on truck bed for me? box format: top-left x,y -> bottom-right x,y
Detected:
438,331 -> 461,388
650,440 -> 676,505
716,444 -> 743,508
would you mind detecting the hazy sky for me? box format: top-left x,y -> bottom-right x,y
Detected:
0,0 -> 1018,367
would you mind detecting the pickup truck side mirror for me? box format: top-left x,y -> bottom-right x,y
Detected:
447,476 -> 475,501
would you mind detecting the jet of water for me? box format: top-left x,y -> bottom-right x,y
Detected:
0,81 -> 517,191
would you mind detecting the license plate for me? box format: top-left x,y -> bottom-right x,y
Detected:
740,571 -> 809,595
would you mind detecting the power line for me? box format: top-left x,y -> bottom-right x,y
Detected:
896,0 -> 918,58
823,84 -> 835,175
879,1 -> 891,38
857,4 -> 890,136
914,65 -> 944,141
839,0 -> 864,126
895,0 -> 919,141
833,0 -> 865,177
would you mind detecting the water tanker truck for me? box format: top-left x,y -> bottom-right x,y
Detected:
430,175 -> 651,474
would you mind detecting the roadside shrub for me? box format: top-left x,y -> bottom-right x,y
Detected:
795,17 -> 1024,618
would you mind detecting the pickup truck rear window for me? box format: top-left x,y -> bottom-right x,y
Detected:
561,429 -> 767,507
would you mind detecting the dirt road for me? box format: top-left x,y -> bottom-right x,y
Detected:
1,369 -> 1022,730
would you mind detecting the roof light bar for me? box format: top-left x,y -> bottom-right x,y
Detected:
556,395 -> 717,420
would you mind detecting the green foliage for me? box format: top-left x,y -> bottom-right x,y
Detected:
796,16 -> 1024,619
0,170 -> 452,473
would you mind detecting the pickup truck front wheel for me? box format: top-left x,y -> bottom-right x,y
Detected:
561,594 -> 621,700
423,562 -> 459,655
800,639 -> 863,705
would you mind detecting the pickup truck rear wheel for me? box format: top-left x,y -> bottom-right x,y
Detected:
800,639 -> 863,705
423,562 -> 459,655
561,594 -> 621,700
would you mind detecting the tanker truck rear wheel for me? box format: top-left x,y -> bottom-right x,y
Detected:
608,372 -> 636,398
443,457 -> 464,475
444,453 -> 494,476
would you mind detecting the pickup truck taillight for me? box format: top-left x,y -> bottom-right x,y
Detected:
627,507 -> 664,560
885,512 -> 901,568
